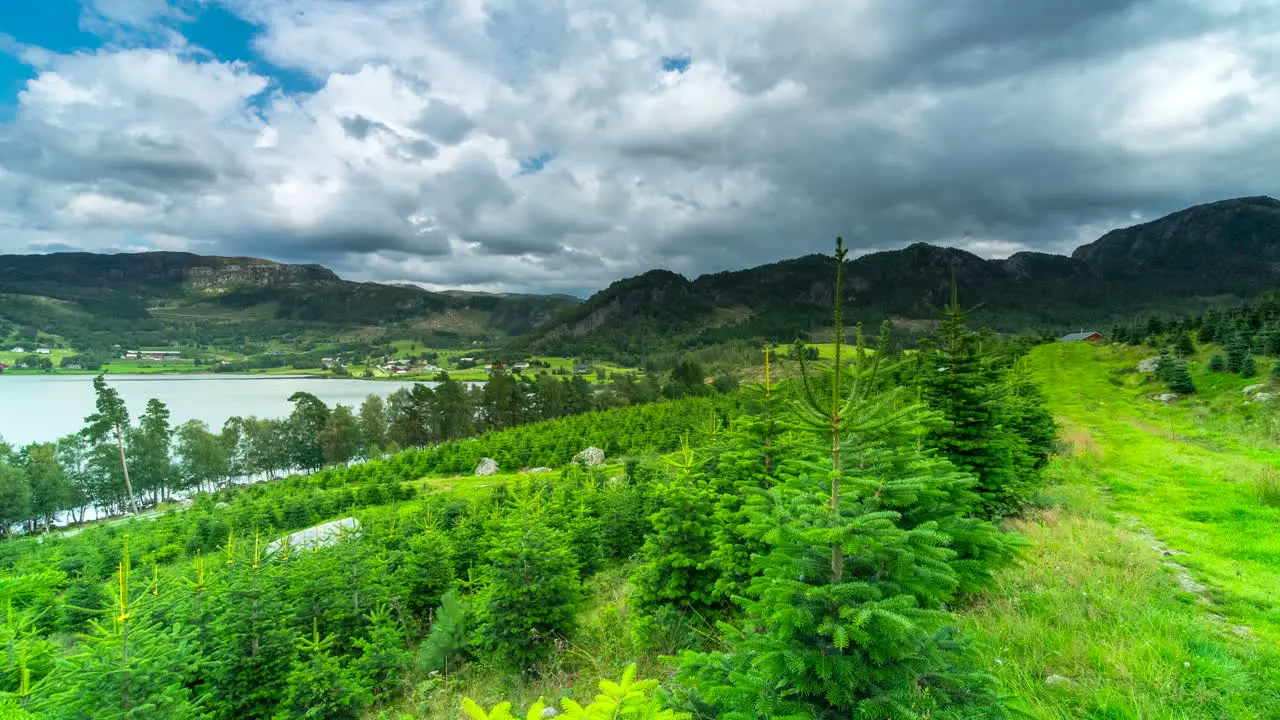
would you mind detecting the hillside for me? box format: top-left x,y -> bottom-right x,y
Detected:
0,251 -> 579,351
526,197 -> 1280,358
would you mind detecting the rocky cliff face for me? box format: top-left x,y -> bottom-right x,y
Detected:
183,259 -> 339,291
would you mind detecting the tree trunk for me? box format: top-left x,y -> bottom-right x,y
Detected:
116,425 -> 140,516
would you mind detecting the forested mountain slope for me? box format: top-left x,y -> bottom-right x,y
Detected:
0,251 -> 579,349
525,196 -> 1280,357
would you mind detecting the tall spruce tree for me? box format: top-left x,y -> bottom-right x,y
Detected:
921,279 -> 1020,516
677,239 -> 1006,719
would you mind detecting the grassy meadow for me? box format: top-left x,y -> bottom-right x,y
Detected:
961,341 -> 1280,718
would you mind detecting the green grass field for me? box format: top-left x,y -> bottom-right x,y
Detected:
961,341 -> 1280,718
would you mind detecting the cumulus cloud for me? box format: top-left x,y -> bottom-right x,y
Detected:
1,0 -> 1279,294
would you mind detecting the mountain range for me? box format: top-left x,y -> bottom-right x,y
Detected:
2,196 -> 1278,356
523,196 -> 1280,357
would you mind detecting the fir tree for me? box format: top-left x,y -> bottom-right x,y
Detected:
472,490 -> 581,673
273,620 -> 368,720
416,589 -> 468,675
1226,334 -> 1250,373
204,534 -> 296,720
399,517 -> 457,624
1174,333 -> 1196,358
677,239 -> 1006,719
1166,360 -> 1196,395
922,277 -> 1020,516
1209,354 -> 1227,372
1241,353 -> 1258,378
34,537 -> 204,719
631,437 -> 722,618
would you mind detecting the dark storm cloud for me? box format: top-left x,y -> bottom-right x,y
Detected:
1,0 -> 1277,294
413,100 -> 476,145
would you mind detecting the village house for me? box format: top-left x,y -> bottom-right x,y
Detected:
1058,331 -> 1103,343
35,348 -> 51,355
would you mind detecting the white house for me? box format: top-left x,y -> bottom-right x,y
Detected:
35,348 -> 51,355
10,347 -> 24,353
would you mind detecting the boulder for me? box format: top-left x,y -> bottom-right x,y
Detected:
527,467 -> 554,474
573,446 -> 605,467
474,457 -> 500,476
1244,384 -> 1267,396
1137,357 -> 1161,373
1153,393 -> 1179,404
1252,392 -> 1278,403
266,517 -> 361,557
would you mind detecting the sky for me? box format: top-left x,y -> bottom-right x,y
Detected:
0,0 -> 1277,296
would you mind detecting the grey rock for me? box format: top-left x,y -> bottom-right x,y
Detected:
474,457 -> 500,476
1153,393 -> 1179,404
266,517 -> 361,557
1244,384 -> 1267,395
1137,357 -> 1161,373
1045,674 -> 1074,688
573,446 -> 605,467
1251,392 -> 1278,403
527,467 -> 554,474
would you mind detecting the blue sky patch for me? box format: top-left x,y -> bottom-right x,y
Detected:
0,0 -> 323,120
518,151 -> 556,176
661,54 -> 691,73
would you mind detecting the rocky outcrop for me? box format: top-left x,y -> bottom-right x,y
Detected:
573,447 -> 605,467
475,458 -> 500,476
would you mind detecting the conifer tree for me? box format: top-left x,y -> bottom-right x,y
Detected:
274,620 -> 368,720
708,345 -> 784,605
1174,332 -> 1195,358
677,239 -> 1006,719
34,537 -> 204,719
472,490 -> 581,673
416,589 -> 468,674
1209,354 -> 1226,372
205,534 -> 296,720
399,514 -> 457,624
1166,360 -> 1196,394
1226,334 -> 1250,373
1241,353 -> 1258,378
84,375 -> 140,516
921,277 -> 1020,516
631,437 -> 721,618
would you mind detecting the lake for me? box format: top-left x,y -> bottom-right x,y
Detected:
0,374 -> 460,447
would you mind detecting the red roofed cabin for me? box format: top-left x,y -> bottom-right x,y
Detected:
1058,331 -> 1103,343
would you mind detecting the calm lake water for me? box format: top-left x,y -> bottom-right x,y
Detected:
0,374 -> 455,447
